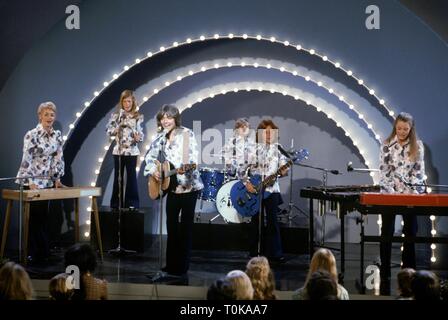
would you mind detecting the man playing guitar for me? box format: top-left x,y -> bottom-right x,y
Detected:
246,119 -> 289,263
144,104 -> 203,280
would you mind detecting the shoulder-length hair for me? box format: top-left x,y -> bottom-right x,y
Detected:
305,249 -> 339,287
385,112 -> 419,162
0,262 -> 33,300
156,104 -> 181,131
118,90 -> 139,118
256,119 -> 279,143
245,256 -> 277,300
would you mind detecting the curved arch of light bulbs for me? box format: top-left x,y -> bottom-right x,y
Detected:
137,58 -> 384,140
62,33 -> 396,144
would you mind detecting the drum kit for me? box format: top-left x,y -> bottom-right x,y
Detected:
197,165 -> 247,224
196,148 -> 309,224
196,151 -> 254,223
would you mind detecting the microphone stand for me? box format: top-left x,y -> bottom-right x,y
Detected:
277,146 -> 309,223
109,112 -> 136,258
146,133 -> 170,284
0,175 -> 50,262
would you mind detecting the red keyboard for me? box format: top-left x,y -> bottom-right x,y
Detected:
359,192 -> 448,207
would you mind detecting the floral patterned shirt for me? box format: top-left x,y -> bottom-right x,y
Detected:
379,136 -> 425,194
16,123 -> 65,188
222,134 -> 257,182
106,111 -> 144,156
250,143 -> 289,193
144,126 -> 203,193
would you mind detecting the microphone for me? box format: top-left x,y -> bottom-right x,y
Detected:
118,109 -> 125,120
347,161 -> 354,172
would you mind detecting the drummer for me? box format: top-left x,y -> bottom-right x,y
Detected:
222,118 -> 256,183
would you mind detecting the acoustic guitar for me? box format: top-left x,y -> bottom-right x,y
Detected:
148,160 -> 196,200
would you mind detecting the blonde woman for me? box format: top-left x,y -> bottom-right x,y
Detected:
16,101 -> 65,263
0,262 -> 33,300
49,273 -> 74,300
225,270 -> 254,300
292,249 -> 349,300
106,90 -> 144,209
245,256 -> 277,300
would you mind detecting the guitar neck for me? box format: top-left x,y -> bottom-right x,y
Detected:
163,164 -> 195,178
261,160 -> 292,188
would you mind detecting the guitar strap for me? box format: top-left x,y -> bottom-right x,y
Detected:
182,129 -> 189,164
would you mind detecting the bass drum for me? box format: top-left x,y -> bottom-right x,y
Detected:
216,180 -> 245,223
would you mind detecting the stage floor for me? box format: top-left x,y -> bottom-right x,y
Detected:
9,239 -> 447,298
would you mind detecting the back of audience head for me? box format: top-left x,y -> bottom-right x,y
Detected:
225,270 -> 254,300
0,261 -> 33,300
411,270 -> 440,301
64,243 -> 97,275
207,278 -> 235,300
245,256 -> 277,300
397,268 -> 415,298
49,273 -> 74,300
307,249 -> 338,285
64,243 -> 97,300
306,270 -> 338,300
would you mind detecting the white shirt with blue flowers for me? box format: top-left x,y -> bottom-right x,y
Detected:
379,136 -> 425,194
222,134 -> 257,183
16,123 -> 65,188
144,127 -> 203,194
106,111 -> 144,156
250,143 -> 289,194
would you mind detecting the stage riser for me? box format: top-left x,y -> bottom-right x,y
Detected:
192,223 -> 309,254
91,210 -> 146,252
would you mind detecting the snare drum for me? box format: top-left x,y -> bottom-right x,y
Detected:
198,167 -> 225,201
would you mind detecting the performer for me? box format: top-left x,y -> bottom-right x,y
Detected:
144,104 -> 203,278
222,118 -> 256,181
378,112 -> 425,294
106,90 -> 144,209
16,101 -> 65,263
246,119 -> 289,262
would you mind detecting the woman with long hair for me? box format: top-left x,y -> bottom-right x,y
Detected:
106,90 -> 144,209
378,112 -> 425,295
292,248 -> 349,300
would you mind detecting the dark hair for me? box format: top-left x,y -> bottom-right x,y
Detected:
306,270 -> 338,300
256,119 -> 279,143
156,104 -> 181,131
411,270 -> 440,300
397,268 -> 415,298
64,243 -> 98,301
207,278 -> 235,300
64,243 -> 97,274
385,112 -> 419,162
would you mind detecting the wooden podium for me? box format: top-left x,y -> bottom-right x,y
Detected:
1,187 -> 104,263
